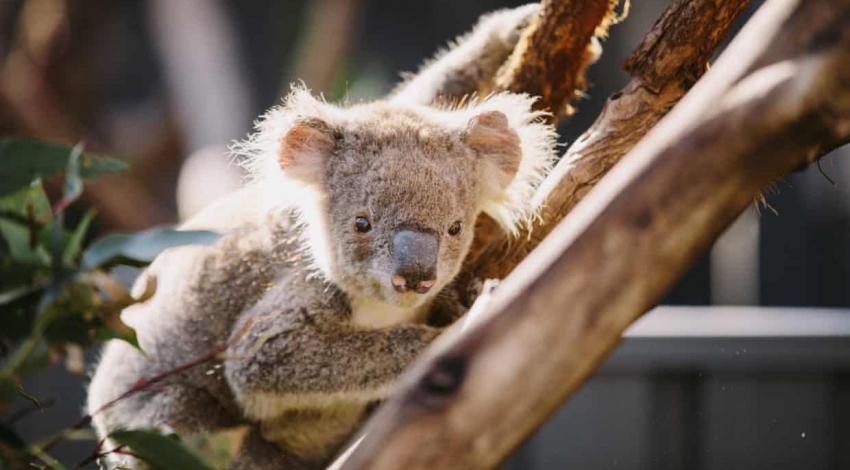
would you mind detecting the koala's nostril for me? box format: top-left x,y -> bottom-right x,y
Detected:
391,274 -> 408,293
417,279 -> 436,294
391,273 -> 437,294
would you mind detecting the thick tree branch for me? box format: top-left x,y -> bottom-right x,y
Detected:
463,0 -> 750,285
337,0 -> 850,469
491,0 -> 620,116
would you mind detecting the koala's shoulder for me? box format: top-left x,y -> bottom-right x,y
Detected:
123,187 -> 307,352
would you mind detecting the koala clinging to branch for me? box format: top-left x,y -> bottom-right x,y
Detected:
88,4 -> 553,469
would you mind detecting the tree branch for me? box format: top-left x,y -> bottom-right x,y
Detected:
491,0 -> 620,116
463,0 -> 751,285
336,0 -> 850,469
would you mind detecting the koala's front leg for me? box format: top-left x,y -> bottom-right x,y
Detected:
224,307 -> 440,421
389,3 -> 540,105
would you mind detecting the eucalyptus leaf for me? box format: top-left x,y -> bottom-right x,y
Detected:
15,386 -> 42,411
94,317 -> 141,351
0,139 -> 127,198
60,143 -> 85,209
28,444 -> 66,470
0,284 -> 43,308
0,217 -> 50,267
0,183 -> 51,220
0,185 -> 52,268
63,208 -> 96,265
109,429 -> 213,470
45,144 -> 85,276
82,228 -> 221,270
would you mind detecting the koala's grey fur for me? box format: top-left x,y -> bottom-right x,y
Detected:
87,5 -> 554,469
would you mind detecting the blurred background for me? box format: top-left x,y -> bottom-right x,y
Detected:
2,0 -> 850,468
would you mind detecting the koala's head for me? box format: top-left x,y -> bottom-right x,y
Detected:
238,87 -> 556,310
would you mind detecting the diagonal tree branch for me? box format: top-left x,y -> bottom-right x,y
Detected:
463,0 -> 751,285
490,0 -> 620,116
337,0 -> 850,469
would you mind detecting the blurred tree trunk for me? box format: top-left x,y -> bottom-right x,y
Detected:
0,0 -> 179,231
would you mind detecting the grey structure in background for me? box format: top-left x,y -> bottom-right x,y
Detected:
507,308 -> 850,470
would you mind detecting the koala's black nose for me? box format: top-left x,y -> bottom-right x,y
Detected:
391,230 -> 438,294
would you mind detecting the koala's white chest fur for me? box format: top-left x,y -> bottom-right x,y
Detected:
349,296 -> 426,328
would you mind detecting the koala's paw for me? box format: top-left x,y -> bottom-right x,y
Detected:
480,3 -> 541,50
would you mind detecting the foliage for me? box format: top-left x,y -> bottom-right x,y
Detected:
110,427 -> 248,470
0,140 -> 237,469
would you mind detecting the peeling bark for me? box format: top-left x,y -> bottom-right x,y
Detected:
491,0 -> 620,116
464,0 -> 751,285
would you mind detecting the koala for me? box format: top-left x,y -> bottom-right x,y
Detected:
87,4 -> 553,470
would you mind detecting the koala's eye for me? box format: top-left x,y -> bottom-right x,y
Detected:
447,221 -> 462,237
354,216 -> 372,233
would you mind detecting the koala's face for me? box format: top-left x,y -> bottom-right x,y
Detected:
276,105 -> 521,310
323,130 -> 482,309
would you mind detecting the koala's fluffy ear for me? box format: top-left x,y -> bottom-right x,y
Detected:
278,117 -> 336,184
463,110 -> 522,199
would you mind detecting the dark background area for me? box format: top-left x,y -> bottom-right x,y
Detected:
2,0 -> 850,468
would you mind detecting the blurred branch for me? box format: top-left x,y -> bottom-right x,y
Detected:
38,320 -> 253,455
286,0 -> 363,98
332,0 -> 850,469
149,0 -> 253,151
0,0 -> 178,231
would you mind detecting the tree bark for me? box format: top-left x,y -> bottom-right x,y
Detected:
336,0 -> 850,469
463,0 -> 751,286
490,0 -> 620,116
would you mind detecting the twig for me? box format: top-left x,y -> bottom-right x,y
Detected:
72,443 -> 136,469
36,320 -> 252,454
7,397 -> 56,425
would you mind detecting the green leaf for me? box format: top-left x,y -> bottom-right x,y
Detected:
28,444 -> 66,470
63,208 -> 96,265
0,185 -> 52,268
0,182 -> 51,220
94,323 -> 140,351
0,217 -> 50,267
109,429 -> 213,470
0,139 -> 127,199
59,428 -> 97,441
61,143 -> 84,209
16,385 -> 42,411
82,228 -> 221,270
0,284 -> 43,307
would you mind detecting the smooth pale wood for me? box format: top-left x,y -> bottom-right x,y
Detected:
337,0 -> 850,469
